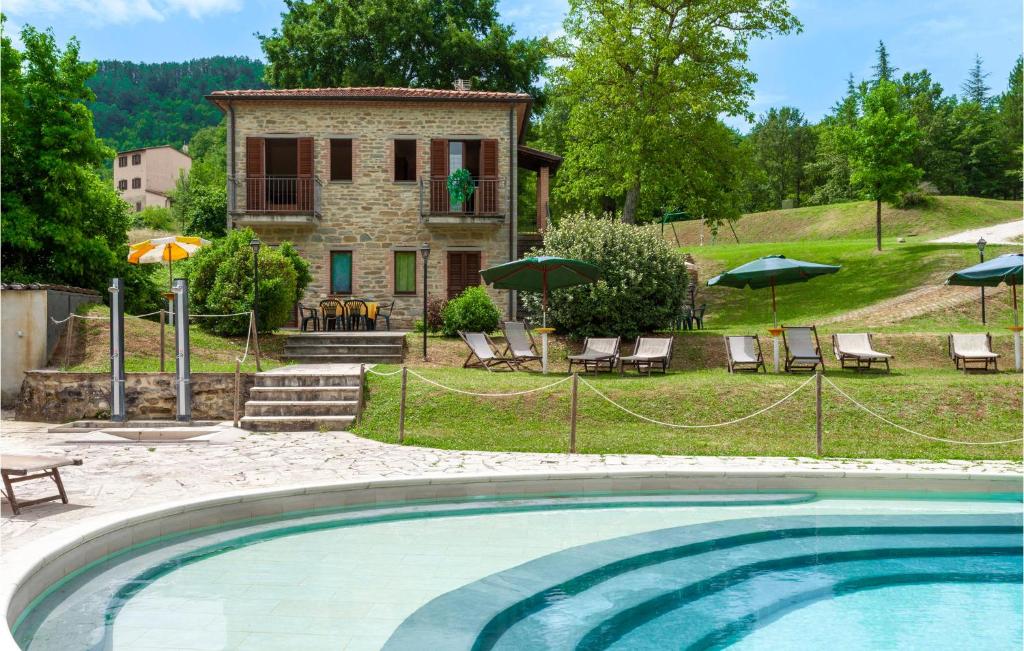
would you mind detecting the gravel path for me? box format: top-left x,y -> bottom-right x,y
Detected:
931,219 -> 1023,245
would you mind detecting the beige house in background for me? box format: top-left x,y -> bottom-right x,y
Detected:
206,86 -> 560,328
113,145 -> 192,211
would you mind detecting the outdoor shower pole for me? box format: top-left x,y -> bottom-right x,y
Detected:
173,278 -> 192,423
109,278 -> 126,422
421,242 -> 431,360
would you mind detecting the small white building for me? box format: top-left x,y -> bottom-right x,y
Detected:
113,145 -> 192,211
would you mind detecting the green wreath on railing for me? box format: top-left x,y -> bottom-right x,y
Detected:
447,168 -> 476,206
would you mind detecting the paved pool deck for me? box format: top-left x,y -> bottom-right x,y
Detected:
1,416 -> 1020,553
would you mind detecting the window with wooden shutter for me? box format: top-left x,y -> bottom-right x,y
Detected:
394,251 -> 416,294
297,137 -> 314,211
394,139 -> 417,181
447,251 -> 481,299
430,138 -> 448,213
330,139 -> 353,181
246,137 -> 265,211
479,139 -> 498,214
331,251 -> 353,295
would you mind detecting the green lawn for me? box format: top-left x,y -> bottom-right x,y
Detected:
692,239 -> 1021,332
355,366 -> 1022,461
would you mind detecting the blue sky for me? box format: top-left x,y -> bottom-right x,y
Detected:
4,0 -> 1021,131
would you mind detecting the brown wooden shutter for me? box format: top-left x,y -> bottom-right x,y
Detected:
447,251 -> 481,299
480,139 -> 498,214
480,139 -> 498,177
297,137 -> 314,211
245,137 -> 265,211
430,138 -> 448,213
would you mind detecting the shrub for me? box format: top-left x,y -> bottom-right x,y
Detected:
894,190 -> 931,209
277,241 -> 312,302
413,297 -> 450,333
441,286 -> 500,337
524,215 -> 688,338
130,206 -> 176,231
185,228 -> 299,335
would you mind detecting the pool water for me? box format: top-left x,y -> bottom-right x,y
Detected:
13,492 -> 1022,651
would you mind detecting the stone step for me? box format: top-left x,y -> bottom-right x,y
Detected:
284,354 -> 404,364
239,415 -> 355,432
285,334 -> 406,346
244,400 -> 358,417
283,343 -> 405,356
255,373 -> 361,388
248,386 -> 359,401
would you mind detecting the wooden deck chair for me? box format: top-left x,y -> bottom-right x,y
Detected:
724,335 -> 766,373
833,333 -> 892,372
949,333 -> 999,373
568,337 -> 620,375
620,337 -> 674,375
500,321 -> 541,369
1,454 -> 82,515
459,331 -> 516,371
782,326 -> 825,373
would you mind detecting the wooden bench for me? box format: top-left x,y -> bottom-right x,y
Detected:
1,454 -> 82,515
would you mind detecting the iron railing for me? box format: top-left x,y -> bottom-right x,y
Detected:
232,176 -> 323,217
421,177 -> 503,217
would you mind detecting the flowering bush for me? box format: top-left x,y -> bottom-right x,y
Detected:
523,216 -> 688,338
441,286 -> 501,336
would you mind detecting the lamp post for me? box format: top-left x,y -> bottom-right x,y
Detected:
421,242 -> 430,360
977,237 -> 986,324
250,238 -> 262,370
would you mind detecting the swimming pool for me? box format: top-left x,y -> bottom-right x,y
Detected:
12,490 -> 1023,650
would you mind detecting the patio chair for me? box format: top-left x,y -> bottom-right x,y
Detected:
345,300 -> 370,331
373,301 -> 394,331
459,331 -> 516,371
298,303 -> 320,332
500,321 -> 542,369
782,325 -> 825,373
833,333 -> 892,372
620,336 -> 674,375
692,304 -> 706,330
319,299 -> 345,331
949,333 -> 999,373
677,305 -> 693,331
1,454 -> 82,515
724,335 -> 766,373
568,337 -> 621,375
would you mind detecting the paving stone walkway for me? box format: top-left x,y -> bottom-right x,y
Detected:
1,418 -> 1019,553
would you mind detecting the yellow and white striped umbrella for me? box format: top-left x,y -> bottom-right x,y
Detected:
127,236 -> 210,264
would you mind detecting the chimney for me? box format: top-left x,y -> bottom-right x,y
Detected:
453,79 -> 471,91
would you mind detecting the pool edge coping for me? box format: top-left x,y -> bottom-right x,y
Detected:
2,468 -> 1022,650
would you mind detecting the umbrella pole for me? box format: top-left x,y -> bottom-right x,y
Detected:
1013,283 -> 1021,371
771,280 -> 778,327
770,279 -> 781,373
541,283 -> 549,374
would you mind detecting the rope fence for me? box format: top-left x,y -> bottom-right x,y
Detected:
367,367 -> 1022,453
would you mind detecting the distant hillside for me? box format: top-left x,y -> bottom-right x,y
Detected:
665,196 -> 1022,246
88,56 -> 266,153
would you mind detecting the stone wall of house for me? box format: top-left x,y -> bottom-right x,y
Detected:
229,100 -> 519,327
16,371 -> 256,423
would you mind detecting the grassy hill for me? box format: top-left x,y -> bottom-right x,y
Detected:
666,196 -> 1021,246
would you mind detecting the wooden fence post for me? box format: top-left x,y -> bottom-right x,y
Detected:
233,359 -> 241,428
159,309 -> 166,373
251,312 -> 262,372
398,366 -> 408,444
815,370 -> 823,455
569,373 -> 579,454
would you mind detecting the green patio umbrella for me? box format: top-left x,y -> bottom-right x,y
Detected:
480,256 -> 602,328
706,254 -> 841,326
946,252 -> 1024,327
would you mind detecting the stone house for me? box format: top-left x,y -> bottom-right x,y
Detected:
113,145 -> 192,212
206,86 -> 560,328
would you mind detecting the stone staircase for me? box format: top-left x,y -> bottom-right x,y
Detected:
283,331 -> 406,364
240,366 -> 361,432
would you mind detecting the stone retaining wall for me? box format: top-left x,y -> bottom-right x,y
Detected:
16,371 -> 256,423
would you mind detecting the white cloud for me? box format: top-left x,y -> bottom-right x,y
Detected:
3,0 -> 240,25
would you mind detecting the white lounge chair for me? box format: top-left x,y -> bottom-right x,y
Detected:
949,333 -> 999,373
500,321 -> 541,369
459,331 -> 515,371
568,337 -> 620,375
620,337 -> 674,375
1,454 -> 82,515
782,326 -> 825,372
832,333 -> 892,372
725,335 -> 766,373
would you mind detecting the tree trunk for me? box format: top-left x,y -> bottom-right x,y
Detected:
875,197 -> 882,251
622,183 -> 640,224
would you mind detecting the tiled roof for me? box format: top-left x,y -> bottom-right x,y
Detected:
207,87 -> 532,102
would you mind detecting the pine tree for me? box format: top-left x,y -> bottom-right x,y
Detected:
871,41 -> 897,84
962,54 -> 991,105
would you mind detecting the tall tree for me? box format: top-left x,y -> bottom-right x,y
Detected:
872,40 -> 897,85
998,56 -> 1023,197
556,0 -> 800,223
897,70 -> 961,193
258,0 -> 548,102
746,106 -> 815,209
1,20 -> 157,309
846,80 -> 922,250
804,75 -> 859,205
962,54 -> 991,105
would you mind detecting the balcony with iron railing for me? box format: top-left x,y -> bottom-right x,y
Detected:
419,177 -> 505,225
229,176 -> 324,226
